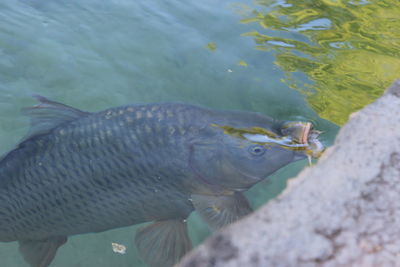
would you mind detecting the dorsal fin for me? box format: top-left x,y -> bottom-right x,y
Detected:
21,95 -> 91,141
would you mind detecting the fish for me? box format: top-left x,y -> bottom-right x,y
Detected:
0,96 -> 324,267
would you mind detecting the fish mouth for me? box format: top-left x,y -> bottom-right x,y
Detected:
281,121 -> 311,145
283,121 -> 325,158
280,121 -> 314,144
243,121 -> 325,159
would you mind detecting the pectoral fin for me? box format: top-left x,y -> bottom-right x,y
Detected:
18,236 -> 67,267
135,220 -> 192,267
192,192 -> 252,230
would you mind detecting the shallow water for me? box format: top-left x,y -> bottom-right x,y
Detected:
3,0 -> 392,266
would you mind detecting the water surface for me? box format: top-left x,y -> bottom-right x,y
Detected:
5,0 -> 395,266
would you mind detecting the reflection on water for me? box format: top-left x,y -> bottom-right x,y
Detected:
240,0 -> 400,125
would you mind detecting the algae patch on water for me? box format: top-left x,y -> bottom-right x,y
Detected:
206,42 -> 217,52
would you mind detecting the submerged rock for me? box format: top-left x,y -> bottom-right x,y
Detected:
178,80 -> 400,267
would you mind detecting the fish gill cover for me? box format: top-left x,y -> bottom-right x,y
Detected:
238,0 -> 400,125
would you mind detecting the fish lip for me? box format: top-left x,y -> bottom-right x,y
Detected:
281,121 -> 310,143
285,121 -> 312,145
301,122 -> 312,145
284,122 -> 325,159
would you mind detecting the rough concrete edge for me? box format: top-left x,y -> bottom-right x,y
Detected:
177,79 -> 400,267
280,78 -> 400,197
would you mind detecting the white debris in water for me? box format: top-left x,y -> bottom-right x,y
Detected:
112,243 -> 127,254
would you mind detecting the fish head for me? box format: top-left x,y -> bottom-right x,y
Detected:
189,120 -> 324,191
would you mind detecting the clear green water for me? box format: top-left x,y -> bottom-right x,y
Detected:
4,0 -> 398,266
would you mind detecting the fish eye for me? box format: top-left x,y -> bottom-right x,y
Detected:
248,145 -> 266,156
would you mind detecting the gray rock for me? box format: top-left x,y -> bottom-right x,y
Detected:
178,80 -> 400,267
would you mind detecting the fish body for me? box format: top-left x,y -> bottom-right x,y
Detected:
0,97 -> 321,267
0,103 -> 199,241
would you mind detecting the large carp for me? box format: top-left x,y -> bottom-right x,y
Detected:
0,96 -> 323,267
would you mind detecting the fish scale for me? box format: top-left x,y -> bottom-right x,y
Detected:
0,105 -> 192,241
